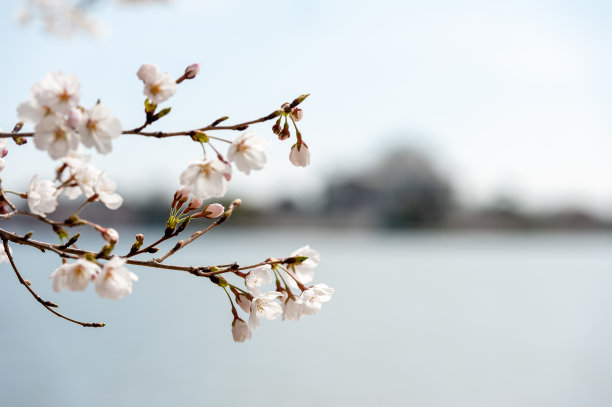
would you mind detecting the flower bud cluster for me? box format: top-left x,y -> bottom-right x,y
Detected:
166,186 -> 224,232
272,95 -> 311,167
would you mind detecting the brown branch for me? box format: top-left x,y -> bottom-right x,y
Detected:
2,238 -> 105,328
0,107 -> 286,139
0,226 -> 294,278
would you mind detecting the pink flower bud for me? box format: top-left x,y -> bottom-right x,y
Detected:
186,197 -> 203,212
1,148 -> 7,158
193,203 -> 224,219
184,63 -> 201,79
172,186 -> 191,208
66,107 -> 84,129
291,107 -> 303,122
279,122 -> 290,140
102,228 -> 119,245
135,233 -> 144,243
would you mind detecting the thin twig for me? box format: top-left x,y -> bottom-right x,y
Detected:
2,238 -> 105,328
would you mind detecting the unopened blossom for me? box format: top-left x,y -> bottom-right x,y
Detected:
288,245 -> 320,286
185,197 -> 203,212
0,243 -> 12,264
94,171 -> 123,210
227,131 -> 270,175
77,104 -> 122,154
27,174 -> 58,217
172,186 -> 190,209
291,107 -> 303,122
245,265 -> 273,295
179,159 -> 231,200
102,228 -> 119,245
34,71 -> 80,115
231,318 -> 252,343
236,294 -> 251,314
66,107 -> 84,128
289,142 -> 310,167
137,63 -> 177,105
297,284 -> 335,315
95,256 -> 138,300
184,63 -> 201,79
192,203 -> 224,219
34,113 -> 79,159
249,291 -> 283,329
49,258 -> 100,293
0,137 -> 7,172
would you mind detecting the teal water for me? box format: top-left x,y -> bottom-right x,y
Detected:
1,228 -> 612,406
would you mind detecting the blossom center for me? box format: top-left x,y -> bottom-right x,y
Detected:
150,83 -> 161,95
54,129 -> 66,141
58,90 -> 71,102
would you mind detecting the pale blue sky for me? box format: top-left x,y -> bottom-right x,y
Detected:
2,0 -> 612,216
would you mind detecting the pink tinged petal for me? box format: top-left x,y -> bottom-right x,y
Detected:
231,318 -> 252,343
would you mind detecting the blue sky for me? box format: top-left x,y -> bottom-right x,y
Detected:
2,0 -> 612,216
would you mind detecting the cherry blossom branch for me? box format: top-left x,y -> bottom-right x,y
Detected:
2,238 -> 105,328
0,226 -> 301,278
0,93 -> 308,140
0,64 -> 328,340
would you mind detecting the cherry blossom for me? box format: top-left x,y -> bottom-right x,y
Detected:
49,258 -> 100,293
95,256 -> 138,300
69,163 -> 100,200
289,141 -> 310,167
27,174 -> 58,217
17,99 -> 48,124
245,265 -> 273,295
288,245 -> 320,286
297,284 -> 335,315
227,131 -> 270,175
179,159 -> 231,200
62,149 -> 91,170
33,113 -> 79,159
94,171 -> 123,210
231,318 -> 252,343
20,71 -> 80,117
249,291 -> 283,329
77,104 -> 122,154
281,292 -> 306,321
136,63 -> 177,105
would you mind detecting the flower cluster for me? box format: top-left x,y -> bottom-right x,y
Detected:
17,72 -> 122,158
220,246 -> 334,343
50,256 -> 138,300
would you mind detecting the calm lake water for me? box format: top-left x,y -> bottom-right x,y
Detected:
1,228 -> 612,406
